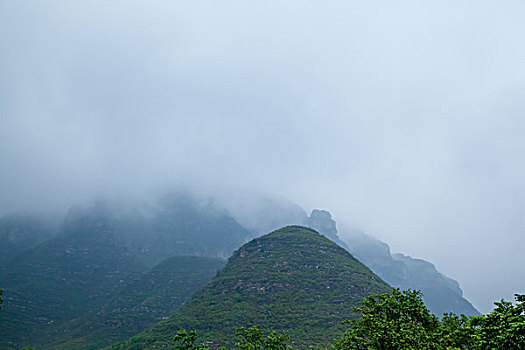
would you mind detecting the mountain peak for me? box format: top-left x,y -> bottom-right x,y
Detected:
112,226 -> 390,349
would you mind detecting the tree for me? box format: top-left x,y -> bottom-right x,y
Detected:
0,289 -> 4,311
438,313 -> 474,350
173,330 -> 211,350
171,325 -> 293,350
333,288 -> 442,350
235,324 -> 293,350
471,294 -> 525,349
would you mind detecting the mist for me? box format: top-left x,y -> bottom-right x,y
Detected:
1,0 -> 525,313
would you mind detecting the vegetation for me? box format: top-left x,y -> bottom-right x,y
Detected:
1,222 -> 524,350
165,290 -> 524,350
333,288 -> 441,350
0,210 -> 225,350
170,326 -> 293,350
470,294 -> 525,349
51,256 -> 225,349
234,325 -> 293,350
111,226 -> 390,349
0,245 -> 223,349
332,288 -> 525,350
0,232 -> 146,349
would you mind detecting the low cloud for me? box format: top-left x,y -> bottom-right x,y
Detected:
1,0 -> 524,313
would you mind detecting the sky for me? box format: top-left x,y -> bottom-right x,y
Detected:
1,0 -> 524,313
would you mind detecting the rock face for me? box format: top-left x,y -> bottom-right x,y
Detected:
306,209 -> 337,238
344,230 -> 480,316
111,226 -> 390,349
300,209 -> 479,316
305,209 -> 350,250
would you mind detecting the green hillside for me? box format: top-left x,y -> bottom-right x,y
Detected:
112,226 -> 390,349
51,256 -> 225,350
0,236 -> 145,349
0,205 -> 148,349
0,200 -> 227,350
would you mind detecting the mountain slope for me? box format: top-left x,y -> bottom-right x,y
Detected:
130,194 -> 251,264
111,226 -> 390,349
237,203 -> 479,316
51,256 -> 226,350
298,209 -> 479,316
75,194 -> 253,266
0,212 -> 55,266
0,207 -> 146,350
344,230 -> 480,316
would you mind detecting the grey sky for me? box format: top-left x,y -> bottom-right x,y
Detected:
1,1 -> 524,313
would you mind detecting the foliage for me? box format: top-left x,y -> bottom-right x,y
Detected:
53,256 -> 224,349
173,330 -> 211,350
132,302 -> 525,350
333,288 -> 441,350
470,294 -> 525,349
333,288 -> 525,350
235,325 -> 293,350
438,313 -> 474,350
0,233 -> 146,349
0,288 -> 4,310
169,325 -> 292,350
110,226 -> 390,349
0,231 -> 223,350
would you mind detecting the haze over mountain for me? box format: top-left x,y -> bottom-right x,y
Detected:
0,192 -> 480,349
0,213 -> 56,266
0,200 -> 228,349
2,0 -> 525,313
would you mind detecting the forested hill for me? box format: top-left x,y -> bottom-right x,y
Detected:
0,204 -> 226,350
111,226 -> 390,349
50,256 -> 225,349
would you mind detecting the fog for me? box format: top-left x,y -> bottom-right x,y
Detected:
1,0 -> 525,313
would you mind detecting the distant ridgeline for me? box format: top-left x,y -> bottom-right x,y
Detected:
302,210 -> 480,317
0,192 -> 479,349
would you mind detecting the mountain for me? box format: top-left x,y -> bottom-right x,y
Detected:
242,207 -> 478,316
0,196 -> 248,349
74,194 -> 252,266
125,194 -> 252,265
50,256 -> 225,350
111,226 -> 390,349
0,206 -> 147,349
0,212 -> 55,265
343,229 -> 480,316
305,209 -> 350,250
0,193 -> 480,349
